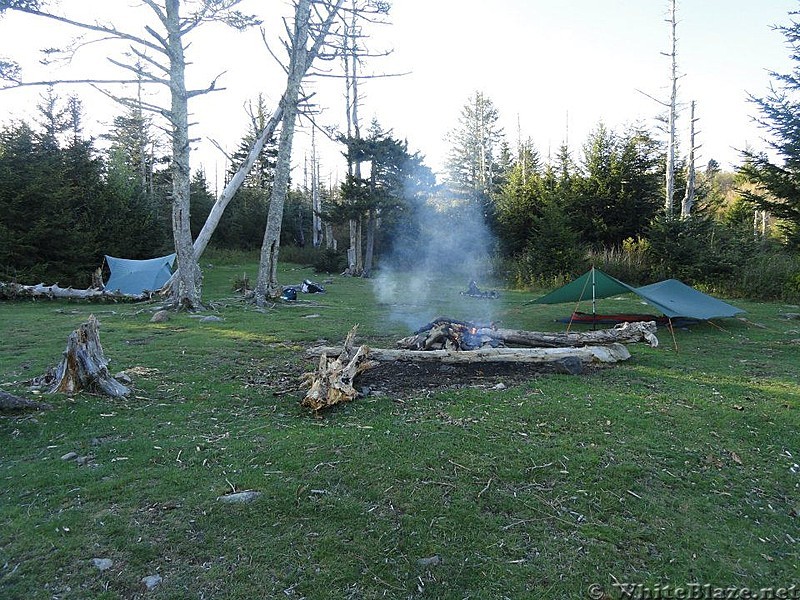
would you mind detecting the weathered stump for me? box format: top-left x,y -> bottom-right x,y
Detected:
300,326 -> 378,413
45,315 -> 130,397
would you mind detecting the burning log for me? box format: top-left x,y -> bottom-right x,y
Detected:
300,326 -> 378,413
397,317 -> 659,350
397,317 -> 501,351
34,315 -> 131,398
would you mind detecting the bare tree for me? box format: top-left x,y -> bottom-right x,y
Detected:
253,0 -> 346,306
0,0 -> 260,310
681,99 -> 699,218
664,0 -> 679,216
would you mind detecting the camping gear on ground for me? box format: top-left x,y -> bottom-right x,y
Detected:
301,279 -> 325,293
104,254 -> 176,295
461,280 -> 499,299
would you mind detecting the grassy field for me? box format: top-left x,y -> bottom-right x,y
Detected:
1,253 -> 799,599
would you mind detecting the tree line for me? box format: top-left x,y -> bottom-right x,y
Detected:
1,1 -> 799,303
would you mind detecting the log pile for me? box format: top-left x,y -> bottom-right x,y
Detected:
33,315 -> 131,398
300,326 -> 378,413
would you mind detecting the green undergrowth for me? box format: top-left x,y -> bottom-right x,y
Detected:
1,258 -> 798,599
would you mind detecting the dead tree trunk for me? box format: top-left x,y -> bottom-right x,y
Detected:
665,0 -> 678,216
43,315 -> 130,398
0,282 -> 150,301
307,343 -> 632,365
478,321 -> 658,348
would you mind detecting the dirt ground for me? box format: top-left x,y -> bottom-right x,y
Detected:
355,359 -> 586,397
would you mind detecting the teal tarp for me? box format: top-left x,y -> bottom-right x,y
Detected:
530,268 -> 745,320
104,254 -> 176,295
634,279 -> 744,320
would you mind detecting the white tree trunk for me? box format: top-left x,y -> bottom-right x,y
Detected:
311,130 -> 323,247
166,0 -> 202,309
665,0 -> 678,217
194,106 -> 284,258
254,0 -> 312,306
681,100 -> 697,218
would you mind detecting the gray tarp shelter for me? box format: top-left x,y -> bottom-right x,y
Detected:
529,267 -> 744,321
104,254 -> 176,295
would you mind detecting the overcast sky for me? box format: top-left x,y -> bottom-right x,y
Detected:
0,0 -> 797,190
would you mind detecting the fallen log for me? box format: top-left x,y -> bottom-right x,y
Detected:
478,320 -> 659,348
307,343 -> 632,364
397,317 -> 658,350
36,315 -> 131,398
300,326 -> 378,412
0,390 -> 53,412
0,281 -> 151,301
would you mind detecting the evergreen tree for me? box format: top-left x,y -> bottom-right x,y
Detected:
444,91 -> 505,224
568,123 -> 662,247
738,9 -> 800,246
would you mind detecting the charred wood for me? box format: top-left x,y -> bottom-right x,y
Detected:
397,318 -> 658,350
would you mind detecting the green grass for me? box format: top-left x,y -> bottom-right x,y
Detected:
1,256 -> 799,599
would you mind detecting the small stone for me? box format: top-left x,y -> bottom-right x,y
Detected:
75,456 -> 92,466
200,315 -> 223,323
61,452 -> 78,461
114,371 -> 133,385
553,356 -> 584,375
150,310 -> 170,323
417,555 -> 442,567
141,574 -> 162,590
492,383 -> 506,391
217,490 -> 261,504
91,558 -> 113,571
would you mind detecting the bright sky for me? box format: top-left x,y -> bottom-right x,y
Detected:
0,0 -> 796,190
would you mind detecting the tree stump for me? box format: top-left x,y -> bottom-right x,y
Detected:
45,315 -> 130,397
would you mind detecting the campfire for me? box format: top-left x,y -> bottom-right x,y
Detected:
300,319 -> 659,413
396,317 -> 503,351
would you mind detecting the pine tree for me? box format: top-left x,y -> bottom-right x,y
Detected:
737,9 -> 800,246
445,91 -> 505,222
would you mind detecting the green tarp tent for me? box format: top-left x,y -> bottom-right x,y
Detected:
104,254 -> 176,295
529,267 -> 744,321
528,267 -> 636,308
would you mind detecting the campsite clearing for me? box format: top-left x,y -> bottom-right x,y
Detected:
0,254 -> 798,599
